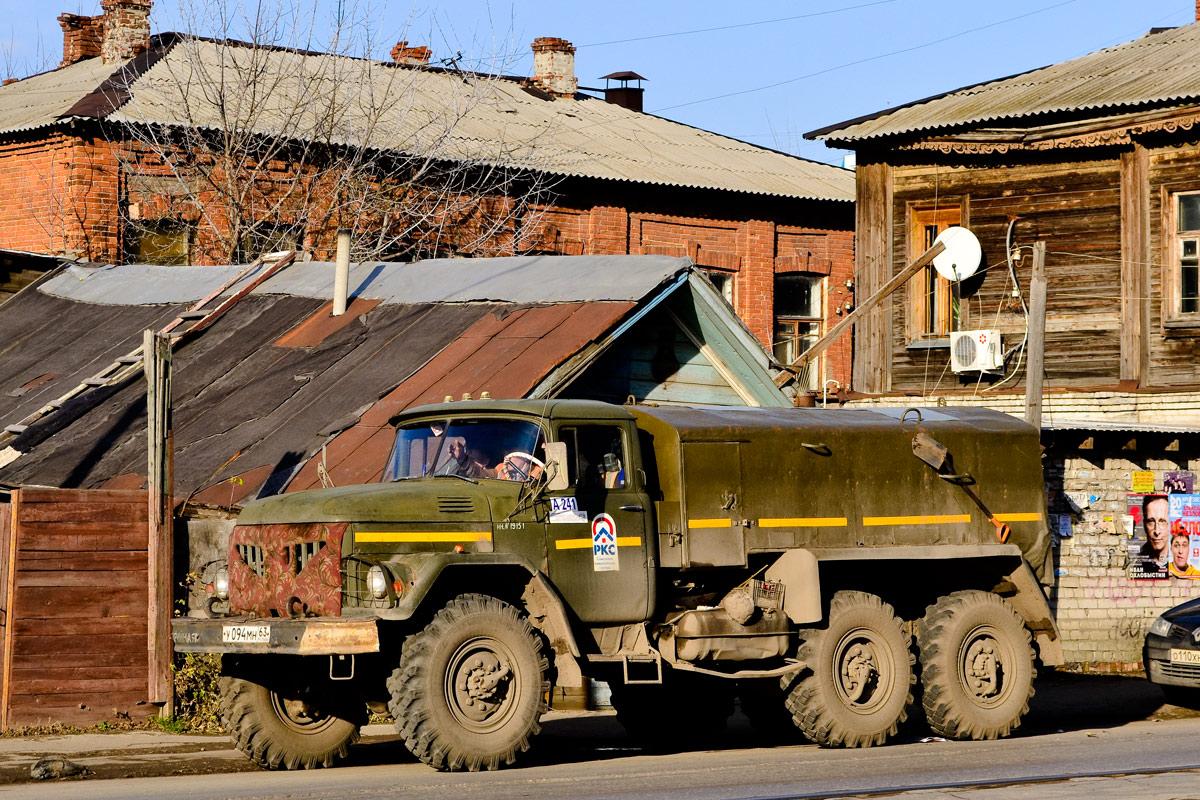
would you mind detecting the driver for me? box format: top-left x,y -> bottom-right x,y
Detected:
434,437 -> 473,477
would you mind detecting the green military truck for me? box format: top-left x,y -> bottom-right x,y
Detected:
173,398 -> 1060,771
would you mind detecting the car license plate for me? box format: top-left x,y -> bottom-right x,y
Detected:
1169,648 -> 1200,664
222,624 -> 270,644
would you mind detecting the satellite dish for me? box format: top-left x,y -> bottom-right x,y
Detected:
932,226 -> 982,282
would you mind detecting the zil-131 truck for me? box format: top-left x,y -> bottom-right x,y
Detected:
173,398 -> 1060,772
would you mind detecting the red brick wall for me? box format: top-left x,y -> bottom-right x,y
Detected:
0,129 -> 856,389
0,133 -> 120,261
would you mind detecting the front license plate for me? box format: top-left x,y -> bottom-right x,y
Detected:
222,624 -> 271,644
1169,648 -> 1200,664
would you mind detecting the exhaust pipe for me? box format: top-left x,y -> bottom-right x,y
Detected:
333,229 -> 351,316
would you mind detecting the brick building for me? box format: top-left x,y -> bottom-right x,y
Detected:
0,1 -> 855,390
809,14 -> 1200,666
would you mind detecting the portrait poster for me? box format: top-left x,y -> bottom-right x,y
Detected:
1127,493 -> 1169,580
1167,494 -> 1200,579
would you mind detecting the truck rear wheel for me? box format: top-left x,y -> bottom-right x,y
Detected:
218,672 -> 361,769
787,591 -> 914,747
388,593 -> 549,771
917,590 -> 1035,740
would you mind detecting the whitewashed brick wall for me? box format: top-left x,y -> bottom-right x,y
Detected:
1048,454 -> 1200,667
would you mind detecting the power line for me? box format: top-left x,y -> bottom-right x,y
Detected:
578,0 -> 896,48
651,0 -> 1078,114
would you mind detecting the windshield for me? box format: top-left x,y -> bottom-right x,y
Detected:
383,418 -> 544,481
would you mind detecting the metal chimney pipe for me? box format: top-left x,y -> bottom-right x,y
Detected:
333,229 -> 350,316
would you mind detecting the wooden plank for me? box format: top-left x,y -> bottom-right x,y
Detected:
12,644 -> 146,664
15,570 -> 146,589
18,530 -> 148,553
1,494 -> 17,731
146,329 -> 174,710
1025,243 -> 1048,427
15,551 -> 148,571
1120,144 -> 1150,383
16,488 -> 147,506
9,671 -> 147,695
12,617 -> 146,636
17,501 -> 147,524
13,586 -> 145,619
854,161 -> 893,393
7,696 -> 158,729
13,633 -> 145,657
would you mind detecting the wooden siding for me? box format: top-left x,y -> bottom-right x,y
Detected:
0,488 -> 155,729
1147,145 -> 1200,386
889,159 -> 1123,391
855,161 -> 893,393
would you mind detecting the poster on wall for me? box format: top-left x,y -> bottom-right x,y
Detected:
1165,471 -> 1196,494
1168,494 -> 1200,578
1127,493 -> 1200,580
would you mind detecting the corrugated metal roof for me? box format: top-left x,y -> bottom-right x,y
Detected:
810,22 -> 1200,145
0,59 -> 123,135
42,255 -> 691,305
2,36 -> 852,201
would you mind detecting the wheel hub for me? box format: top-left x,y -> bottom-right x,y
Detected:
964,637 -> 1001,699
840,643 -> 877,703
449,641 -> 515,725
833,628 -> 891,711
271,691 -> 335,734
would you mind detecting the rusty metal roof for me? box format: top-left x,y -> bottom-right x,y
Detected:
0,255 -> 787,503
0,35 -> 852,201
809,22 -> 1200,145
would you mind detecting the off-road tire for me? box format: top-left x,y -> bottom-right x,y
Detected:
787,591 -> 915,747
609,668 -> 734,749
387,593 -> 549,771
917,590 -> 1035,740
217,674 -> 361,769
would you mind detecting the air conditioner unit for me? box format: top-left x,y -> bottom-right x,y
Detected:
950,330 -> 1004,373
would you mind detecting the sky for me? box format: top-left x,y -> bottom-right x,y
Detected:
3,0 -> 1197,166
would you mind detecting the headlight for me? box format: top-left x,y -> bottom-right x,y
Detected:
1149,616 -> 1172,637
213,566 -> 230,600
367,565 -> 390,599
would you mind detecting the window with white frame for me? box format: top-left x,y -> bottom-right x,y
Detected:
1172,192 -> 1200,319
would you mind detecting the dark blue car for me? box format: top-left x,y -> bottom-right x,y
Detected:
1144,597 -> 1200,706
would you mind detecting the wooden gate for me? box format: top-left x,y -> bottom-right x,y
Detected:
0,488 -> 158,729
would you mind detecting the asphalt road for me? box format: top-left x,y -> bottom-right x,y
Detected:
5,671 -> 1200,800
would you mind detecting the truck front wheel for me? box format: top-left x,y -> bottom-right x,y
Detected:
917,590 -> 1035,740
218,671 -> 361,769
787,591 -> 914,747
388,593 -> 549,771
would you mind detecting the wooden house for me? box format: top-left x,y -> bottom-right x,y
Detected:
807,18 -> 1200,668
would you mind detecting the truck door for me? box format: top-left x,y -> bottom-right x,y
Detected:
544,422 -> 654,623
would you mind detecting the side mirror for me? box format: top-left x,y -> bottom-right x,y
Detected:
543,442 -> 569,491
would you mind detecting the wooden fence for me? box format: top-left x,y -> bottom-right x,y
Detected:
0,488 -> 158,729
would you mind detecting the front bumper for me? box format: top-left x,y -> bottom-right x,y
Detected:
1144,635 -> 1200,689
172,616 -> 380,655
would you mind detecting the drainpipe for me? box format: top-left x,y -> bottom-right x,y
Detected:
333,229 -> 350,316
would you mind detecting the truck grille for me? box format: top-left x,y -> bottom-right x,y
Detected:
235,544 -> 265,577
437,496 -> 475,513
289,541 -> 325,573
